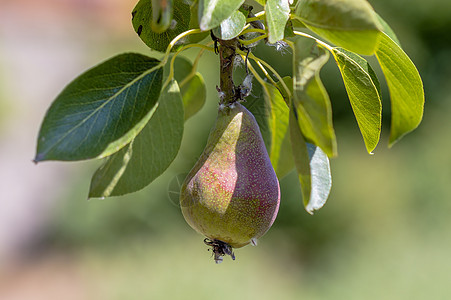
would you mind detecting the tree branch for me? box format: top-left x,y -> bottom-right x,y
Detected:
218,39 -> 238,105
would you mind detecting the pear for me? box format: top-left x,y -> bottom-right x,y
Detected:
180,102 -> 280,261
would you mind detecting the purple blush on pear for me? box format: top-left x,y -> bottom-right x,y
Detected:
180,103 -> 280,261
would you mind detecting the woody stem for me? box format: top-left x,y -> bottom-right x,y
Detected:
218,38 -> 238,105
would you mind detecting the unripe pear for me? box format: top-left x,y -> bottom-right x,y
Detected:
180,102 -> 280,261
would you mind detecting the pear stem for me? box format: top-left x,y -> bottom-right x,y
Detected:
218,38 -> 238,105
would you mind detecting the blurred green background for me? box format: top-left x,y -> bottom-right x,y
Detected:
0,0 -> 450,299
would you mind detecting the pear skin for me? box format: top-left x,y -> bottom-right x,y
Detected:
180,103 -> 280,249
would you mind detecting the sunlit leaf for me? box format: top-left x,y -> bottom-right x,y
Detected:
332,47 -> 381,153
198,0 -> 245,31
274,76 -> 296,178
375,32 -> 424,146
292,36 -> 337,157
275,76 -> 293,103
89,81 -> 184,197
290,110 -> 331,214
35,53 -> 163,162
212,10 -> 246,40
305,143 -> 331,213
244,82 -> 292,179
263,83 -> 291,178
132,0 -> 190,52
376,13 -> 400,46
266,0 -> 290,43
294,0 -> 382,55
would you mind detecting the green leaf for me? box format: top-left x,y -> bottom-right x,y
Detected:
166,56 -> 206,120
294,0 -> 382,55
151,0 -> 173,33
262,83 -> 291,178
274,76 -> 296,178
305,142 -> 331,213
375,32 -> 424,146
35,53 -> 163,162
290,110 -> 331,214
244,82 -> 292,179
291,18 -> 307,29
376,13 -> 400,46
212,10 -> 246,40
198,0 -> 245,31
132,0 -> 190,52
332,47 -> 382,153
166,55 -> 191,80
187,1 -> 210,43
89,81 -> 184,197
266,0 -> 290,43
275,76 -> 293,102
276,128 -> 295,179
243,93 -> 272,152
292,36 -> 337,157
289,110 -> 311,207
180,74 -> 206,121
284,20 -> 296,38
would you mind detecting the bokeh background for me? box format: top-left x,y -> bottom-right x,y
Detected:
1,0 -> 450,299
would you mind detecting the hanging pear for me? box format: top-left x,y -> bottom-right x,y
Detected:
180,102 -> 280,263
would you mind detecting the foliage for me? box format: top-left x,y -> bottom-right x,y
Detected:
35,0 -> 424,214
